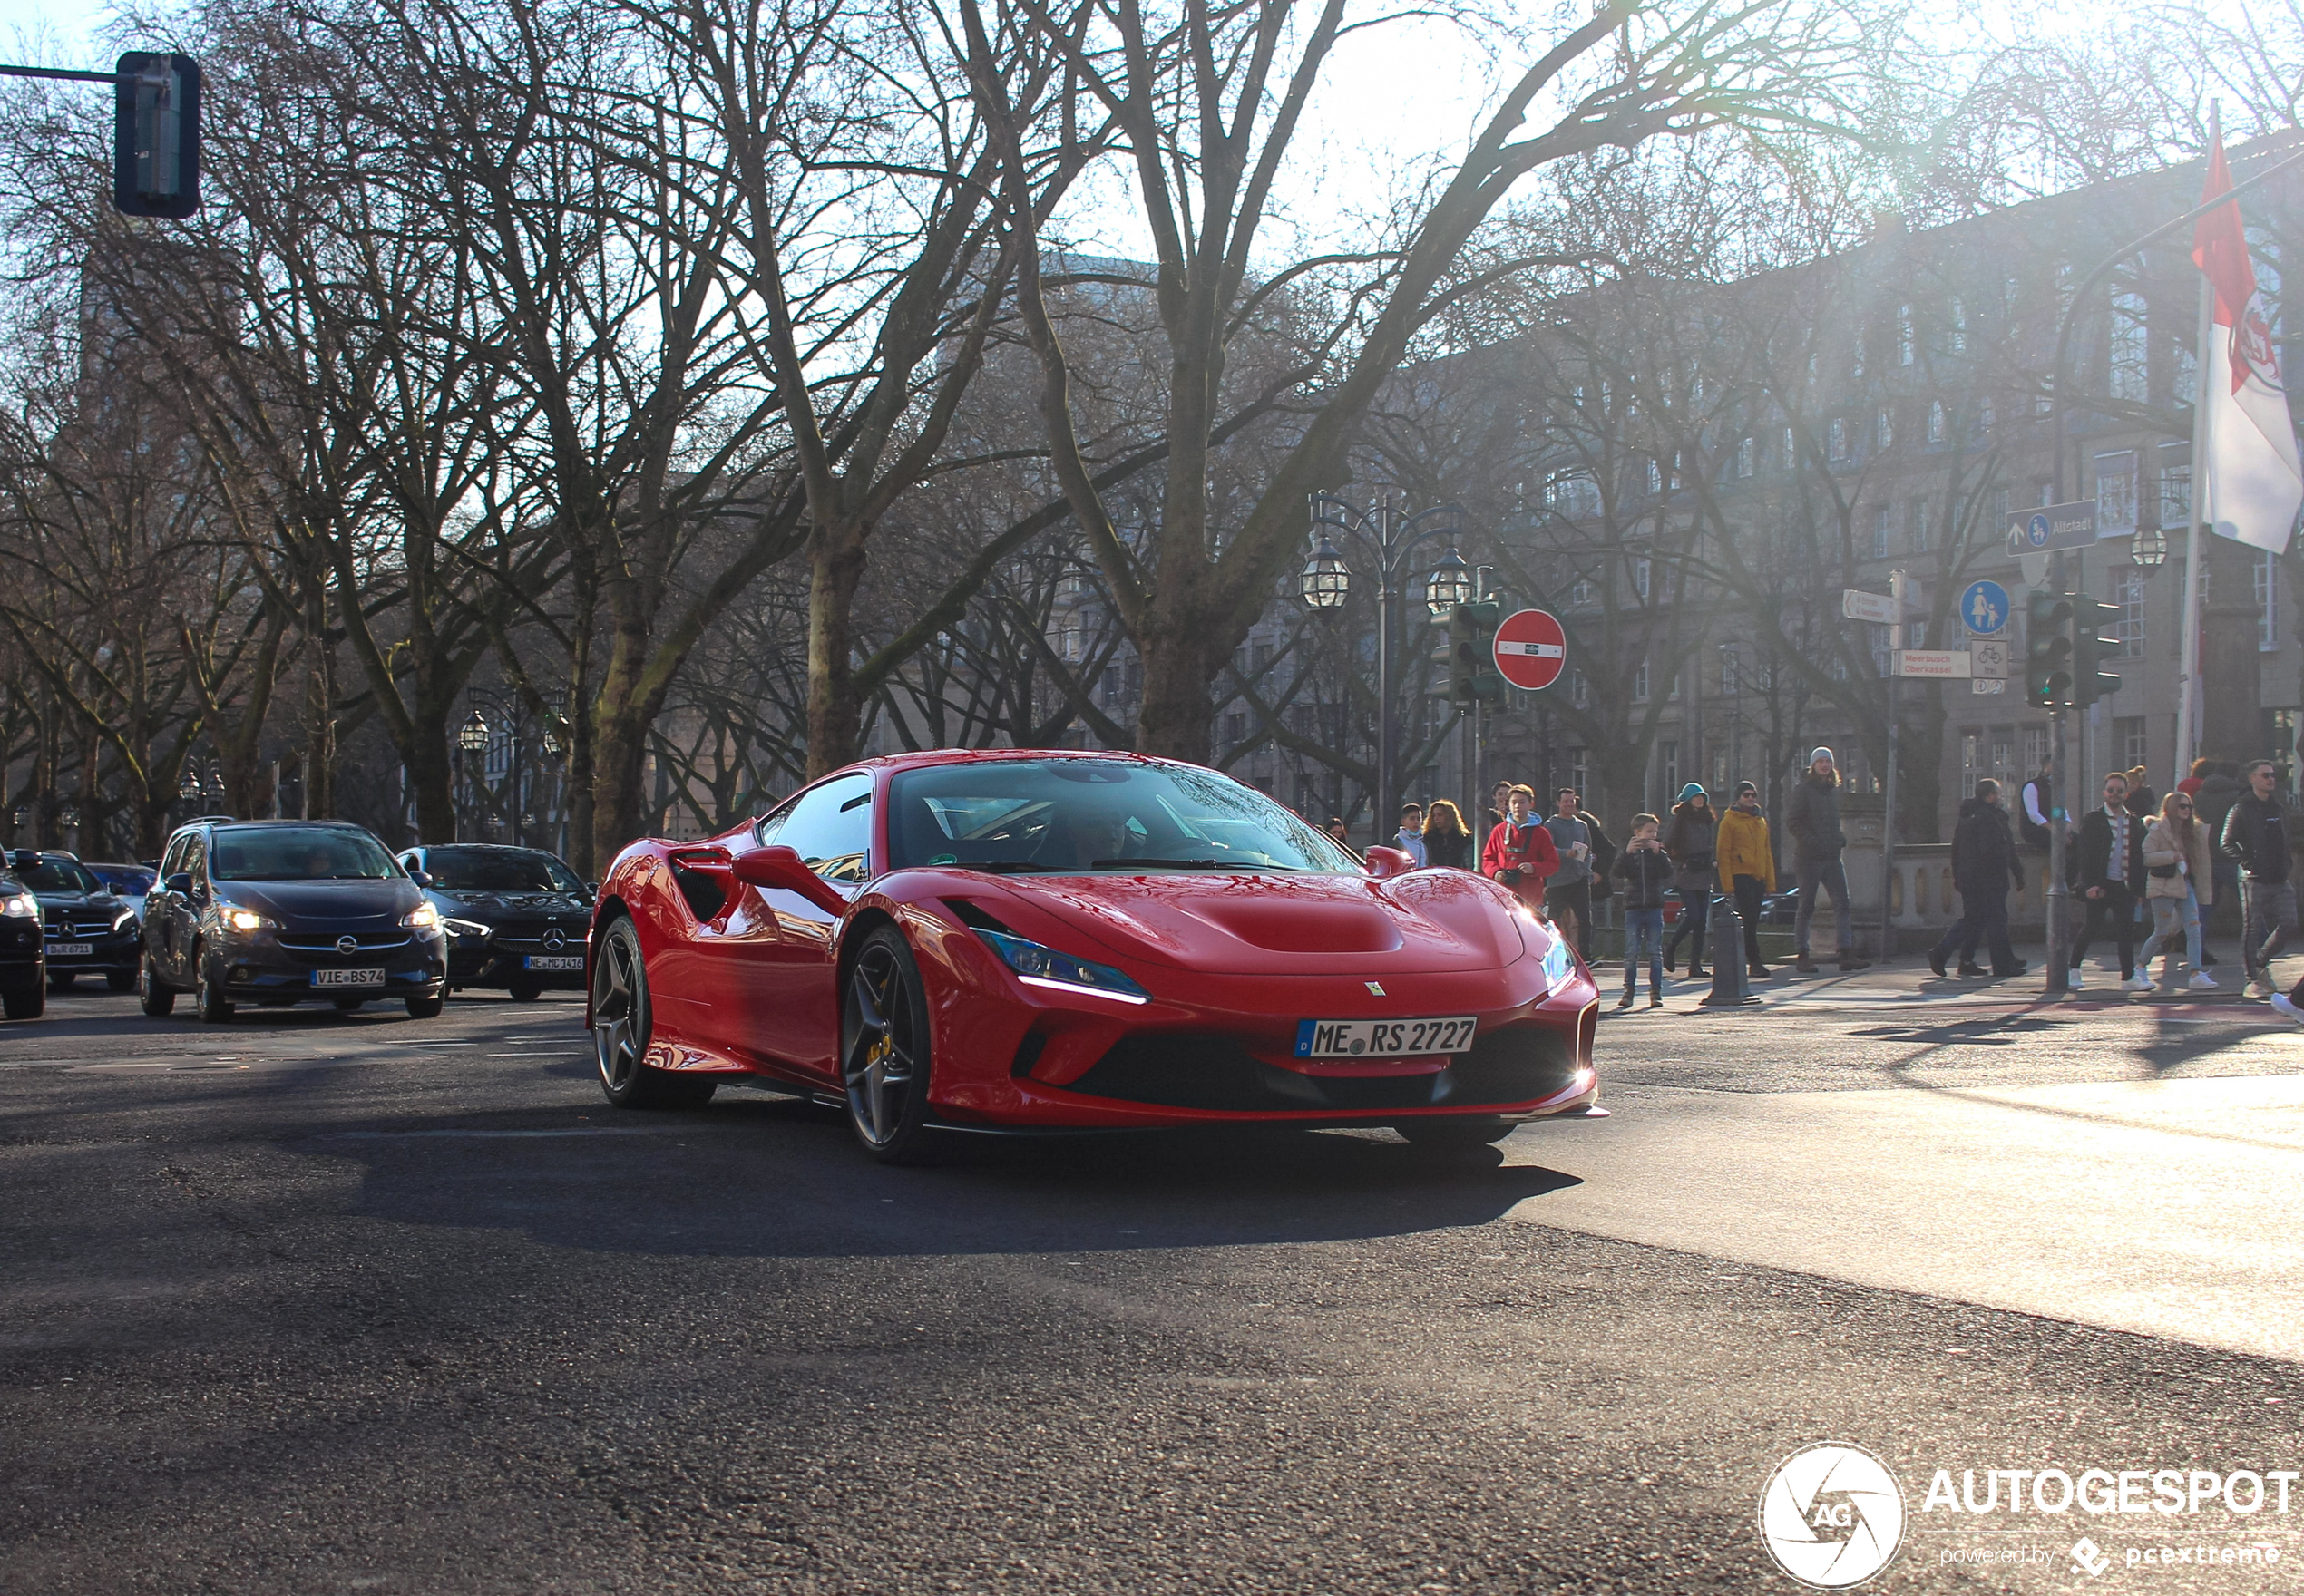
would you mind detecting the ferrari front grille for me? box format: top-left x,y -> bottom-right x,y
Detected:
1064,1023 -> 1577,1114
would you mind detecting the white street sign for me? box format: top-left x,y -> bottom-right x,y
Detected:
1972,677 -> 2007,696
1892,648 -> 1972,678
1970,639 -> 2008,678
1842,589 -> 1899,623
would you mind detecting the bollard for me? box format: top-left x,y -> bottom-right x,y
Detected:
1700,890 -> 1762,1008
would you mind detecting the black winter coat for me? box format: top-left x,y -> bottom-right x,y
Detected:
1949,797 -> 2024,901
2074,806 -> 2149,892
2220,793 -> 2291,881
1614,845 -> 1675,911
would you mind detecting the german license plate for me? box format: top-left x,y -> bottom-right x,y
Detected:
311,967 -> 386,988
524,955 -> 584,971
48,942 -> 91,958
1294,1016 -> 1477,1058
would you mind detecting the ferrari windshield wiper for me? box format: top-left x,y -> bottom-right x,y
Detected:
1089,857 -> 1225,870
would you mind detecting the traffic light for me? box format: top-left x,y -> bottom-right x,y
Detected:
1448,600 -> 1504,706
2026,589 -> 2074,708
113,54 -> 200,219
2070,594 -> 2123,707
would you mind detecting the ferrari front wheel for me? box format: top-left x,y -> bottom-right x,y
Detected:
841,927 -> 936,1163
591,917 -> 715,1110
1395,1116 -> 1518,1147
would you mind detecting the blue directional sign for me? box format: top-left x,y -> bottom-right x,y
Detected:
1960,579 -> 2011,637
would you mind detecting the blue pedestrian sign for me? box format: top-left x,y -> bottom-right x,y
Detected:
1960,579 -> 2011,636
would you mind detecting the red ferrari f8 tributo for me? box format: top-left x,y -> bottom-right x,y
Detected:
588,751 -> 1598,1160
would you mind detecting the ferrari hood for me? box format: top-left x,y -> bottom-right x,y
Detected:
982,870 -> 1532,975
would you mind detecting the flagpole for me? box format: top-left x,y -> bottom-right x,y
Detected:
2176,267 -> 2213,785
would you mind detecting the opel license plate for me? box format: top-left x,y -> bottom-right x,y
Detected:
48,942 -> 91,958
1295,1016 -> 1476,1058
312,968 -> 386,988
524,955 -> 584,971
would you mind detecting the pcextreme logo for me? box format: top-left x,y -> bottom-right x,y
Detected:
1758,1442 -> 1907,1589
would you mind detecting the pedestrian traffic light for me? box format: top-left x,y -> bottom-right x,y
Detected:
1448,599 -> 1504,706
113,53 -> 200,218
2025,589 -> 2074,708
2070,594 -> 2123,707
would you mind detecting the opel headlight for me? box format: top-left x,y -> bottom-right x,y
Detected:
1,892 -> 34,919
402,903 -> 442,930
1540,929 -> 1576,986
441,916 -> 491,939
222,907 -> 277,932
974,929 -> 1148,1003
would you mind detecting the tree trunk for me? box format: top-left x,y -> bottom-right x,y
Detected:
405,734 -> 457,844
1136,631 -> 1217,763
2203,534 -> 2263,763
804,525 -> 868,778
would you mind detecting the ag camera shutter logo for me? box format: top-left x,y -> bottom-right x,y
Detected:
1758,1442 -> 1906,1588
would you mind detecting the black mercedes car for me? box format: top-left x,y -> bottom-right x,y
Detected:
0,868 -> 44,1019
140,821 -> 448,1022
7,850 -> 141,992
396,843 -> 592,1000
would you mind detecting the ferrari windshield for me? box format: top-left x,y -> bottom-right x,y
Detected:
210,827 -> 399,881
885,759 -> 1362,875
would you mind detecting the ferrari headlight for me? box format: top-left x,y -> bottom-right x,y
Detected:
402,903 -> 442,930
1540,929 -> 1576,986
222,907 -> 277,932
974,929 -> 1148,1003
441,916 -> 492,940
1,892 -> 35,919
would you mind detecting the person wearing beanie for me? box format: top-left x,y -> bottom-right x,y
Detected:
1662,783 -> 1716,977
1782,747 -> 1870,974
1714,781 -> 1776,977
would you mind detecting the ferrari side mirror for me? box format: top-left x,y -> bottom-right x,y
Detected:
1362,845 -> 1415,881
730,845 -> 847,916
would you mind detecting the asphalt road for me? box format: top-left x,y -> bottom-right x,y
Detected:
6,981 -> 2304,1594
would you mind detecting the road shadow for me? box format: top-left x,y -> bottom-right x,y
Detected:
298,1094 -> 1586,1260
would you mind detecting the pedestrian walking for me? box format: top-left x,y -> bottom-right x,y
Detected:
1391,803 -> 1427,868
2069,771 -> 2149,990
2138,790 -> 2218,992
1782,748 -> 1870,973
1541,788 -> 1596,957
1614,814 -> 1674,1010
2220,758 -> 2294,998
2196,759 -> 2243,948
1927,779 -> 2026,978
2018,760 -> 2054,852
1420,800 -> 1473,869
1716,781 -> 1776,978
1482,785 -> 1559,910
1661,783 -> 1716,978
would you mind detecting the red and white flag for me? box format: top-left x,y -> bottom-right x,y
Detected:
2193,117 -> 2303,554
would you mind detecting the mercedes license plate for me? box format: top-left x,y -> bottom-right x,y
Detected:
1294,1016 -> 1477,1059
524,955 -> 584,971
47,942 -> 91,958
311,967 -> 386,988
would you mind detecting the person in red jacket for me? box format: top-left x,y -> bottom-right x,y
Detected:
1482,783 -> 1559,909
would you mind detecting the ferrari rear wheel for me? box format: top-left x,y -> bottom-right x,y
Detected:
1395,1116 -> 1518,1147
841,927 -> 936,1164
591,916 -> 716,1111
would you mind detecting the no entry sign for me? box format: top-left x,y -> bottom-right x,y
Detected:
1491,608 -> 1567,691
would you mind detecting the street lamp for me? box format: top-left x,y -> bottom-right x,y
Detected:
1299,491 -> 1466,831
1423,549 -> 1473,617
2131,524 -> 2168,570
457,709 -> 492,754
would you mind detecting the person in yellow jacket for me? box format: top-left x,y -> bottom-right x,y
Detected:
1713,781 -> 1777,978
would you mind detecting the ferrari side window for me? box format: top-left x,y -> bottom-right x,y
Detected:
772,773 -> 874,885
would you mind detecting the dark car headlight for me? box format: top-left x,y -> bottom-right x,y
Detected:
974,929 -> 1147,1004
442,917 -> 493,941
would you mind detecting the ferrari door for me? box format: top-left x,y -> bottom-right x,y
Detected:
707,772 -> 873,1078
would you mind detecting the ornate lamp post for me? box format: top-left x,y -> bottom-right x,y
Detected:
1299,492 -> 1467,832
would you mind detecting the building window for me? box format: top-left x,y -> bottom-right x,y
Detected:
1980,394 -> 1996,432
1633,557 -> 1651,600
2096,451 -> 2137,533
1897,304 -> 1915,365
1960,728 -> 1983,797
2025,725 -> 2049,783
1852,332 -> 1866,376
1720,644 -> 1741,693
1870,504 -> 1890,559
1658,741 -> 1679,805
1870,623 -> 1893,679
2114,566 -> 2145,657
1950,297 -> 1967,353
1783,425 -> 1797,467
1568,576 -> 1595,608
1990,485 -> 2010,539
1570,748 -> 1589,795
1633,658 -> 1650,701
1927,400 -> 1946,443
1571,670 -> 1589,709
1828,418 -> 1849,462
1647,458 -> 1663,495
2110,288 -> 2149,402
1989,725 -> 2017,795
1875,408 -> 1894,450
2117,715 -> 2148,772
1907,496 -> 1930,554
2160,460 -> 2192,529
2035,388 -> 2054,416
2260,549 -> 2279,651
1736,435 -> 1754,478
